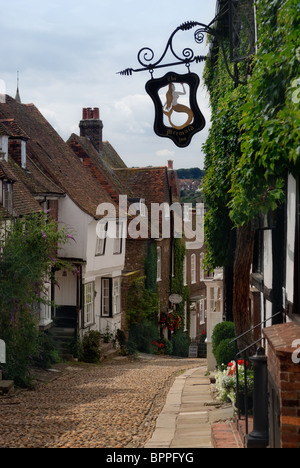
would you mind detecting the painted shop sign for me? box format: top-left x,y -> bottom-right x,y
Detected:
146,72 -> 205,148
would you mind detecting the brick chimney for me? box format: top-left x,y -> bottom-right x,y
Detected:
79,107 -> 103,152
168,160 -> 174,170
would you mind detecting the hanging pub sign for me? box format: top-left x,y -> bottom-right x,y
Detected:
118,18 -> 244,147
145,72 -> 205,148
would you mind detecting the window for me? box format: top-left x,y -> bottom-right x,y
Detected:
102,278 -> 111,317
157,246 -> 162,281
3,182 -> 13,214
183,255 -> 187,286
199,299 -> 205,324
113,221 -> 123,255
101,278 -> 121,317
113,278 -> 121,315
191,254 -> 196,284
84,282 -> 94,325
21,140 -> 27,169
96,221 -> 107,256
184,302 -> 188,332
200,253 -> 205,281
0,136 -> 8,161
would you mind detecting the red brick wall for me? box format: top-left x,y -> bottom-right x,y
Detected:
124,238 -> 171,314
264,323 -> 300,448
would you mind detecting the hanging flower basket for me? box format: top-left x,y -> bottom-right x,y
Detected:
160,312 -> 182,332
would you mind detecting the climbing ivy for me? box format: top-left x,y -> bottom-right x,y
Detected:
144,242 -> 158,292
170,238 -> 190,332
202,36 -> 248,270
229,0 -> 300,226
202,0 -> 300,268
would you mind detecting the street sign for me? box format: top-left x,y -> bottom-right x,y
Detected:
146,72 -> 205,147
169,294 -> 183,304
189,344 -> 198,358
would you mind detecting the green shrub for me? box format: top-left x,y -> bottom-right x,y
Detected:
34,331 -> 61,369
212,322 -> 235,356
171,332 -> 189,357
80,330 -> 102,363
214,338 -> 236,369
128,321 -> 159,354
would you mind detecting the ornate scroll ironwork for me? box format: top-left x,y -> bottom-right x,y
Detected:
117,14 -> 227,77
117,6 -> 246,86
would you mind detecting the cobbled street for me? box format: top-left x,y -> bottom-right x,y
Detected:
0,355 -> 201,448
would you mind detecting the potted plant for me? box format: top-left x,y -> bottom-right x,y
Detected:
215,360 -> 254,414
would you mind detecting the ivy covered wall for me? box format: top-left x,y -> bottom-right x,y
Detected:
203,0 -> 300,269
202,0 -> 300,343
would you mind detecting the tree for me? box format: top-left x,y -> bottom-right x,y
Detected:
0,212 -> 74,387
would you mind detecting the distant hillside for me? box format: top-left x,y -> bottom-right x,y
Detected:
176,168 -> 205,180
177,168 -> 205,206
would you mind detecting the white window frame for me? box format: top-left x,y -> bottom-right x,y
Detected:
113,278 -> 121,315
21,140 -> 27,169
199,299 -> 205,325
200,252 -> 205,281
0,135 -> 8,161
183,255 -> 187,286
184,301 -> 188,332
113,221 -> 123,255
84,282 -> 94,325
95,222 -> 108,256
102,278 -> 111,318
191,254 -> 196,284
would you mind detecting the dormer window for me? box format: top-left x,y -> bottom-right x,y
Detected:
0,136 -> 9,161
2,181 -> 13,214
21,140 -> 27,169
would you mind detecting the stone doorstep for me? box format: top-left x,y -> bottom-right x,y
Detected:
0,380 -> 14,395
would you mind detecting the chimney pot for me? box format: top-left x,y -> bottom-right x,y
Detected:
168,160 -> 174,170
93,108 -> 100,120
79,105 -> 103,152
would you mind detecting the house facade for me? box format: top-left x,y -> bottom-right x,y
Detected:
69,112 -> 208,343
69,113 -> 177,331
0,96 -> 126,346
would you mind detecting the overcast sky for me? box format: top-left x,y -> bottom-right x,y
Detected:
0,0 -> 217,169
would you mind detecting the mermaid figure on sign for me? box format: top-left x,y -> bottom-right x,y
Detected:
163,83 -> 194,130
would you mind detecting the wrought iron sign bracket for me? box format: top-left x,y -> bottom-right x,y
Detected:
117,5 -> 249,147
117,11 -> 243,86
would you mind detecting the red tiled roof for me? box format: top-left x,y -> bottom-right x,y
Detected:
113,167 -> 171,207
0,96 -> 117,218
0,158 -> 41,216
0,118 -> 29,139
102,141 -> 127,169
67,134 -> 129,204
